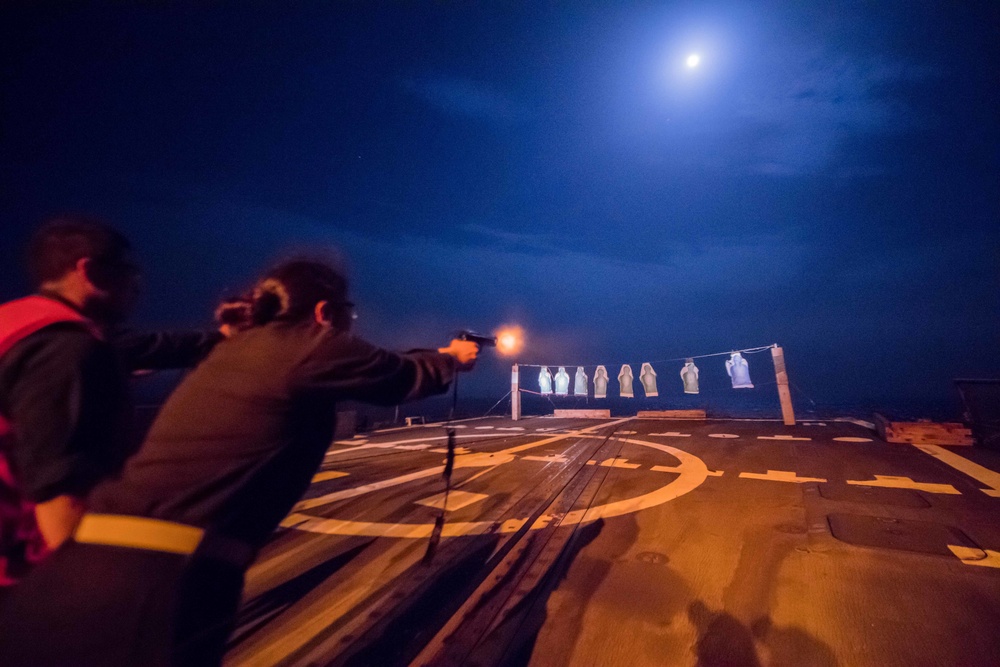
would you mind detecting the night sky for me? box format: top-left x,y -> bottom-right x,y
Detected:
2,2 -> 998,412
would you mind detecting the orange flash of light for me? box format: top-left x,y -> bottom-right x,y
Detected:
494,326 -> 524,356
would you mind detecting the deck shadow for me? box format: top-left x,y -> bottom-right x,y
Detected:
227,540 -> 373,648
686,602 -> 840,667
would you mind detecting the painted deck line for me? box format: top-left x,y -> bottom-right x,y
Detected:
833,437 -> 873,443
649,432 -> 691,437
599,457 -> 642,470
370,416 -> 492,433
324,442 -> 397,457
948,545 -> 997,567
758,435 -> 812,441
303,419 -> 630,511
311,471 -> 349,483
295,466 -> 445,510
497,427 -> 525,431
393,444 -> 432,451
652,465 -> 723,477
522,455 -> 569,464
429,446 -> 471,454
739,470 -> 827,483
324,433 -> 510,458
847,475 -> 961,495
708,433 -> 739,439
414,490 -> 488,511
915,444 -> 1000,497
475,426 -> 495,430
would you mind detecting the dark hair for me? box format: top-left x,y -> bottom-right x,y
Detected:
215,296 -> 253,328
27,215 -> 132,287
250,259 -> 349,325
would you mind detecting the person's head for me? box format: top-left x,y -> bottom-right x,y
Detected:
214,296 -> 253,337
249,259 -> 353,331
27,215 -> 140,324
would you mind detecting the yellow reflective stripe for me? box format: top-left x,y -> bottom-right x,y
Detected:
75,514 -> 203,555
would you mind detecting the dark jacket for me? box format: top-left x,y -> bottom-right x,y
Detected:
89,322 -> 456,549
0,295 -> 219,502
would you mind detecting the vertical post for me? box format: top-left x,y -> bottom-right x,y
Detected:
771,345 -> 796,426
511,363 -> 521,421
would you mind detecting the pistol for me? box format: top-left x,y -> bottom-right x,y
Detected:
457,330 -> 497,348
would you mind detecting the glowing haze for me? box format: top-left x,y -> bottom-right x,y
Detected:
495,326 -> 525,357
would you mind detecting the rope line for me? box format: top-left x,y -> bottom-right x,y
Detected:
514,343 -> 777,369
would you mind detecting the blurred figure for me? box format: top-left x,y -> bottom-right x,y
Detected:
0,216 -> 219,585
0,257 -> 478,666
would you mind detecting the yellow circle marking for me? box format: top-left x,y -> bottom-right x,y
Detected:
286,436 -> 708,539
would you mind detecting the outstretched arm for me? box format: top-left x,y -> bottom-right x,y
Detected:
294,332 -> 477,406
112,329 -> 223,372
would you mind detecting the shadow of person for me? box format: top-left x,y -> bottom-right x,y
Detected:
228,540 -> 373,648
687,600 -> 763,667
457,518 -> 608,667
751,615 -> 839,667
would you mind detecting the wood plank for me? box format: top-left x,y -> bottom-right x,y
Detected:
552,409 -> 611,419
636,410 -> 707,420
874,413 -> 974,446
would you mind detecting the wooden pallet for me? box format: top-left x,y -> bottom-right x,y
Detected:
552,409 -> 612,419
874,413 -> 974,446
636,410 -> 707,420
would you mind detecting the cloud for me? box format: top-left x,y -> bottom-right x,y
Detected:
737,52 -> 941,176
400,74 -> 533,124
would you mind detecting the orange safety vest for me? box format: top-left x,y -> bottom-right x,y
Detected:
0,296 -> 101,584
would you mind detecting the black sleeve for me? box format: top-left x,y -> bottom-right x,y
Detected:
2,330 -> 129,502
112,330 -> 224,372
292,332 -> 457,406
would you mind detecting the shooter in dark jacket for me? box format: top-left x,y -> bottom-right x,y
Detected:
0,257 -> 479,666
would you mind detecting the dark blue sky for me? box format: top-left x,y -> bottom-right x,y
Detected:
2,2 -> 998,410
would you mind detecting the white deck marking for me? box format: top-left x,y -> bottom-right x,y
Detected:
287,431 -> 708,538
394,444 -> 432,450
523,455 -> 569,464
652,465 -> 723,477
475,426 -> 495,430
708,433 -> 739,439
739,470 -> 827,483
535,427 -> 560,432
324,433 -> 508,458
299,419 -> 633,512
650,432 -> 691,437
599,457 -> 641,470
415,490 -> 489,511
311,471 -> 349,483
296,467 -> 446,510
429,446 -> 471,454
948,545 -> 997,567
833,437 -> 873,443
758,435 -> 812,441
617,430 -> 637,435
333,439 -> 368,446
915,445 -> 1000,497
497,427 -> 525,431
847,475 -> 961,495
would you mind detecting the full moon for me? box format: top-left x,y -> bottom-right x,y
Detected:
686,53 -> 701,68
